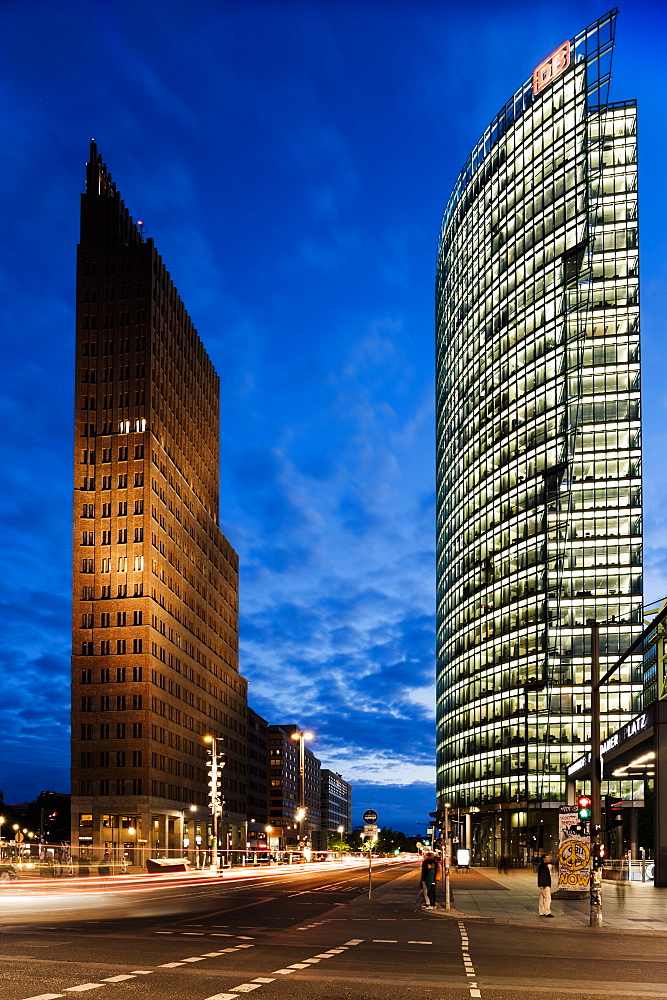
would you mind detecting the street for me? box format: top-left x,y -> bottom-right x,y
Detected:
2,861 -> 667,1000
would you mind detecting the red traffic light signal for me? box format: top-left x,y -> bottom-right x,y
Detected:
592,843 -> 606,870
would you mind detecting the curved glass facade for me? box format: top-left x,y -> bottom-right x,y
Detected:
435,11 -> 643,832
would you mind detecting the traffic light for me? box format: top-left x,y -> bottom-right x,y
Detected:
592,843 -> 606,870
605,795 -> 623,829
577,793 -> 592,821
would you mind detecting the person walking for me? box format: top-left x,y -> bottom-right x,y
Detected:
421,851 -> 439,908
537,853 -> 554,917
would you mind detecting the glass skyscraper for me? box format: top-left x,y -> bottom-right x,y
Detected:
435,11 -> 643,859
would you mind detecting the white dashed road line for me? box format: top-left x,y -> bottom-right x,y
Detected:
458,920 -> 481,999
16,934 -> 370,1000
23,995 -> 64,1000
64,986 -> 106,993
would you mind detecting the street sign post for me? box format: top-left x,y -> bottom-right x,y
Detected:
362,809 -> 378,898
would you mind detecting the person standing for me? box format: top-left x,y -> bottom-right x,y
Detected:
537,853 -> 554,917
421,851 -> 439,908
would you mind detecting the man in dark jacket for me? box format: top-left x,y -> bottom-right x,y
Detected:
537,853 -> 554,917
420,851 -> 439,908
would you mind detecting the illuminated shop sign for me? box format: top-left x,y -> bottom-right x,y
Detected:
532,40 -> 570,94
567,751 -> 591,778
600,708 -> 653,757
567,708 -> 654,777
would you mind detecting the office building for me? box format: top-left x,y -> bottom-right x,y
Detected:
320,769 -> 352,847
268,725 -> 321,847
435,12 -> 643,860
71,143 -> 247,863
246,708 -> 269,847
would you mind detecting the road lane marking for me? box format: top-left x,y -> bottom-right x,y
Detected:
458,920 -> 481,999
252,979 -> 275,984
182,897 -> 275,919
230,986 -> 262,993
343,939 -> 363,945
202,994 -> 238,1000
287,963 -> 310,969
129,971 -> 154,975
101,976 -> 135,983
21,995 -> 64,1000
160,962 -> 185,968
372,939 -> 397,943
64,987 -> 106,993
314,953 -> 335,958
181,956 -> 206,962
271,969 -> 296,975
202,952 -> 225,957
408,941 -> 433,945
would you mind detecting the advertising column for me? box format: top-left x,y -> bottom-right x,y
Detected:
557,805 -> 590,896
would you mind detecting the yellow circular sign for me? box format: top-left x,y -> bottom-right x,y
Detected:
559,839 -> 590,872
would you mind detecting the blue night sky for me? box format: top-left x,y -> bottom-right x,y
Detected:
1,0 -> 666,832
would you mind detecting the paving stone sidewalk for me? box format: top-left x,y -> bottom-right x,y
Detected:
367,864 -> 667,935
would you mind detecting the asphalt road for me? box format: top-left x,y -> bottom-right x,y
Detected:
2,860 -> 667,1000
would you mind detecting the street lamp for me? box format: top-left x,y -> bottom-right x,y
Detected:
441,802 -> 452,911
0,815 -> 5,855
290,730 -> 313,845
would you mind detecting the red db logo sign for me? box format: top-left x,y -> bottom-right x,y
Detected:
532,40 -> 570,94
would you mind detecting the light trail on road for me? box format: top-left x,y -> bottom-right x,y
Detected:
0,858 -> 414,925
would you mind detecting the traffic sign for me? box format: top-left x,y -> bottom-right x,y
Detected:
14,832 -> 24,843
362,809 -> 378,824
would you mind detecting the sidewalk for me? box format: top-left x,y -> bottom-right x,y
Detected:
434,868 -> 667,934
365,865 -> 667,935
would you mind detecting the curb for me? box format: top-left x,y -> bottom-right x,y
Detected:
422,908 -> 667,937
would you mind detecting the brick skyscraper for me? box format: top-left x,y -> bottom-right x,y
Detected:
71,142 -> 247,863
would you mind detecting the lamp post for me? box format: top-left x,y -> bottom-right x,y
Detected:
295,808 -> 305,848
185,804 -> 197,864
441,802 -> 452,911
265,825 -> 273,855
0,815 -> 4,857
336,825 -> 345,857
290,730 -> 313,846
126,826 -> 135,872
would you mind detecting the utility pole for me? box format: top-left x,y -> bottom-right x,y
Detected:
589,621 -> 602,926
